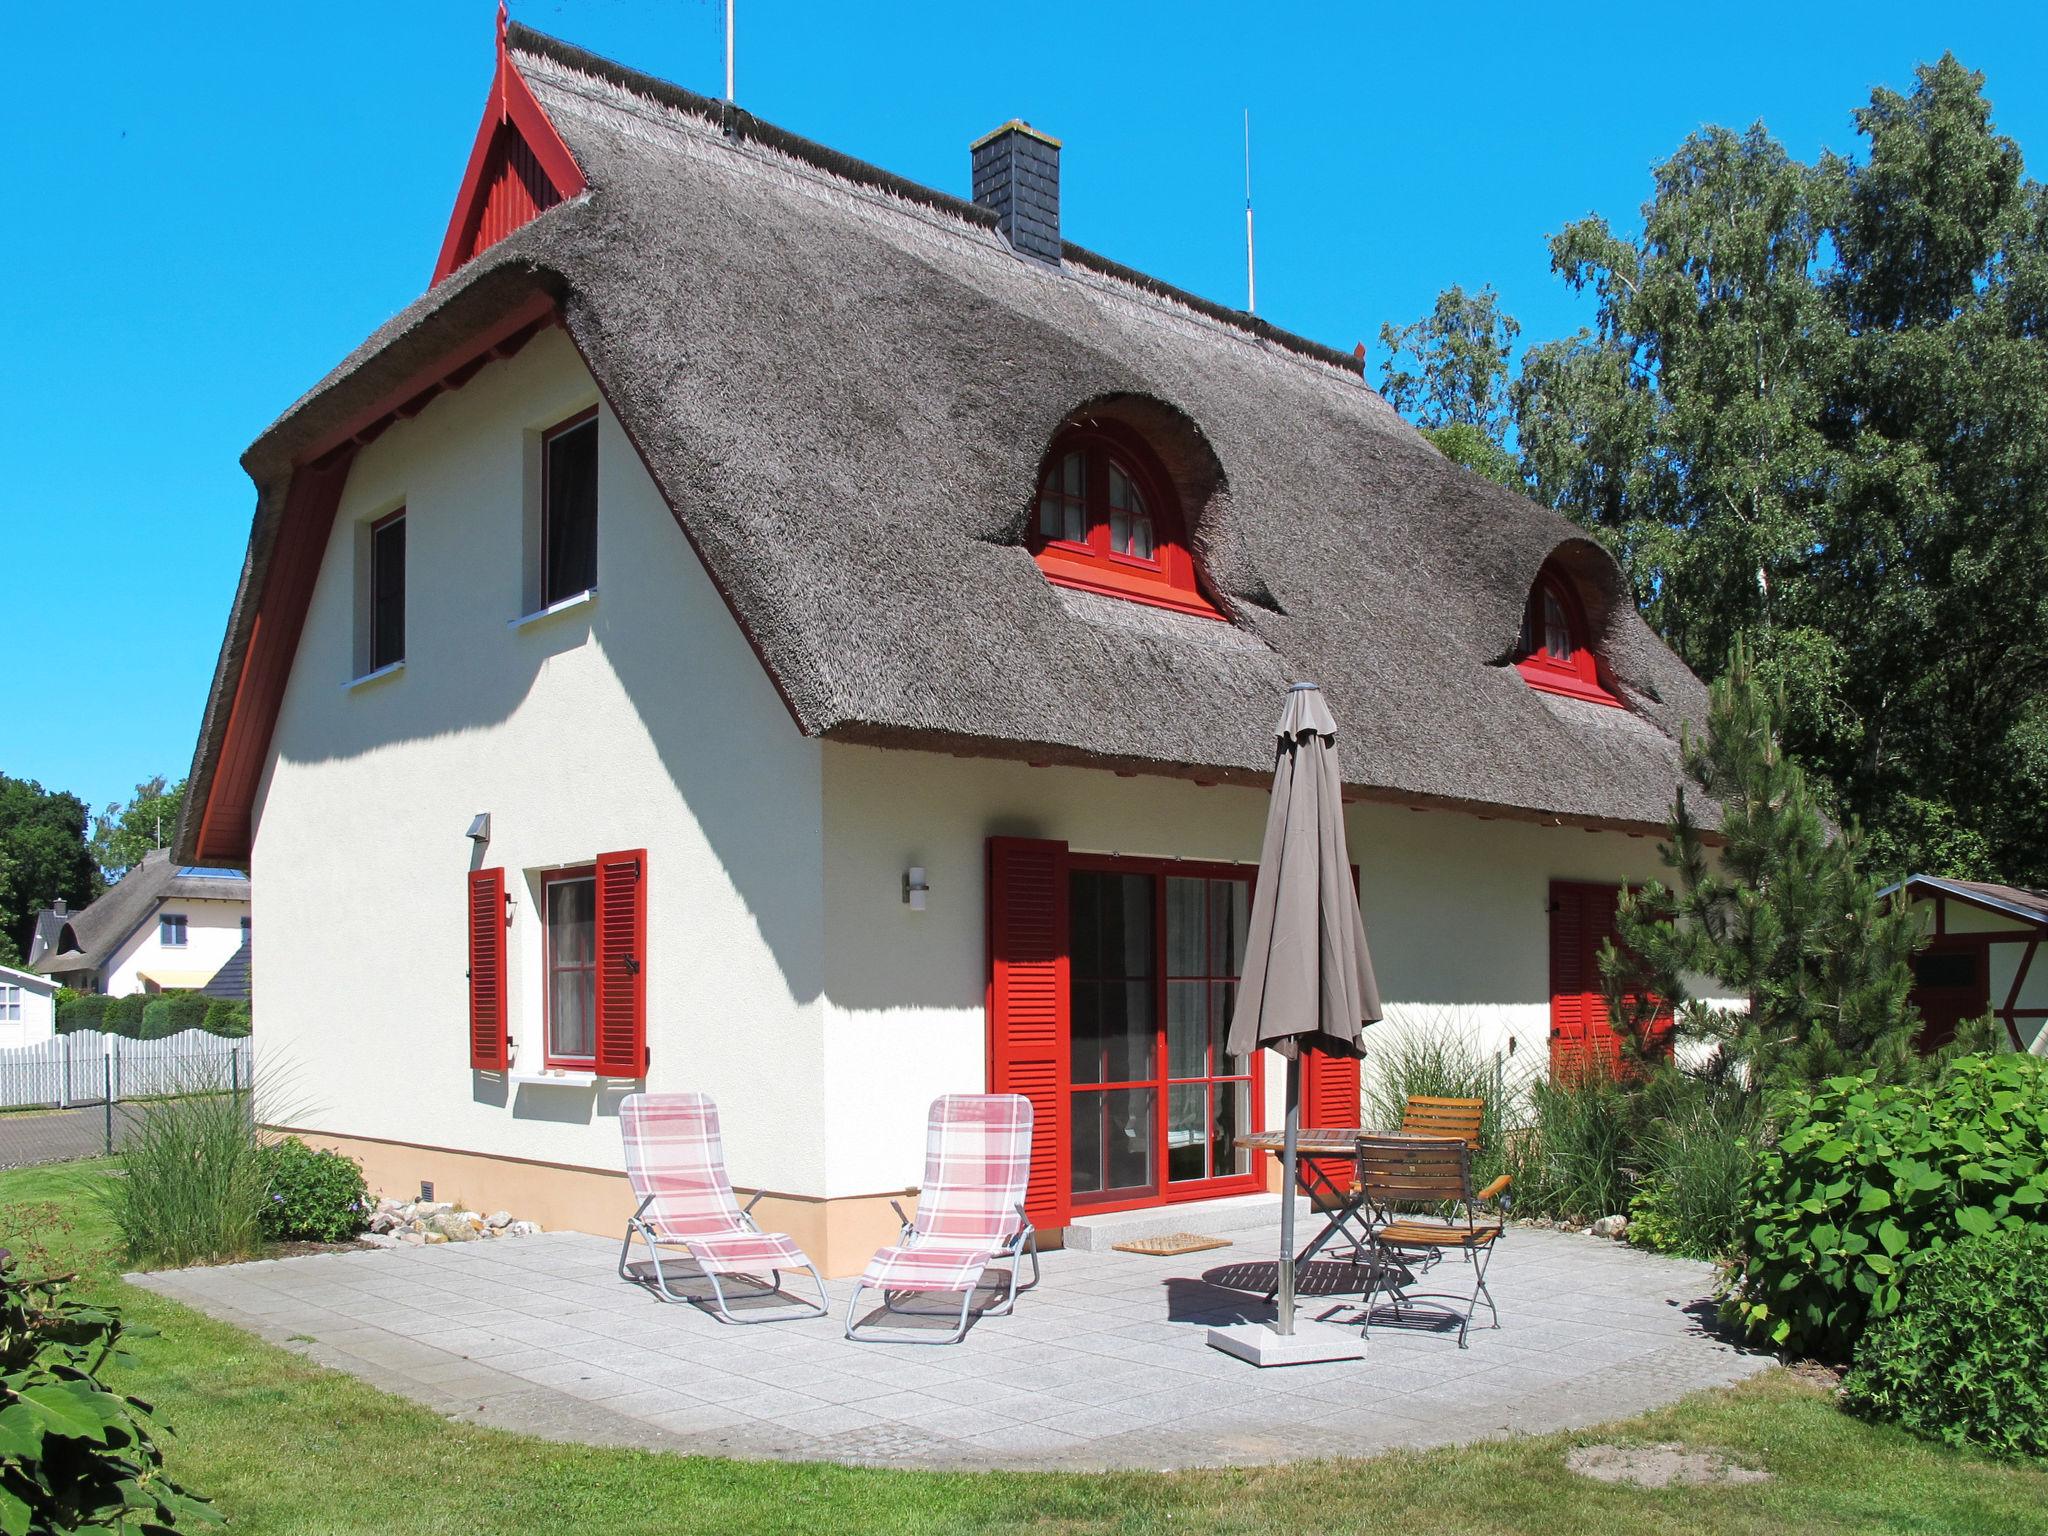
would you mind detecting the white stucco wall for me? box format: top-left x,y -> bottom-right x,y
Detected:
251,330 -> 829,1195
0,967 -> 58,1049
817,743 -> 1725,1199
100,898 -> 249,997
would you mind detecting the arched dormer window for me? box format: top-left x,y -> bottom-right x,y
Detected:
1031,425 -> 1218,618
1516,569 -> 1620,706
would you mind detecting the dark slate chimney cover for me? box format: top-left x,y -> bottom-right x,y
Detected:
972,121 -> 1061,265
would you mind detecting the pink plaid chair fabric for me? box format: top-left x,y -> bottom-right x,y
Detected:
857,1094 -> 1034,1296
619,1093 -> 808,1276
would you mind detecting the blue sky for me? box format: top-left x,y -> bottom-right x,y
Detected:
6,2 -> 2046,824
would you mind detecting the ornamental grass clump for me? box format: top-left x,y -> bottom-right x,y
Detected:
1841,1226 -> 2048,1460
1725,1052 -> 2048,1360
103,1077 -> 267,1269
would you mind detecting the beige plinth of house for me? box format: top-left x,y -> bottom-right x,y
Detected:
285,1128 -> 957,1278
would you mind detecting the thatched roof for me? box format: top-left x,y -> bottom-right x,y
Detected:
182,24 -> 1713,856
31,852 -> 249,979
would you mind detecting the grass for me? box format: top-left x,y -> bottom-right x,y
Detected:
4,1161 -> 2045,1535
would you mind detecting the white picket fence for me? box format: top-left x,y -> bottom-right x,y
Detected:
0,1029 -> 253,1110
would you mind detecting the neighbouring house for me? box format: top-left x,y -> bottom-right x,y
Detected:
0,965 -> 59,1049
29,851 -> 251,998
1885,876 -> 2048,1054
175,22 -> 1735,1276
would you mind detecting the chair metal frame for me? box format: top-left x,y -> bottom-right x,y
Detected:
842,1198 -> 1040,1346
618,1189 -> 829,1325
1353,1134 -> 1503,1349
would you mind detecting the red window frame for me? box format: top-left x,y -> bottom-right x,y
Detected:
1030,424 -> 1220,619
1516,571 -> 1620,706
541,864 -> 598,1069
1065,853 -> 1265,1214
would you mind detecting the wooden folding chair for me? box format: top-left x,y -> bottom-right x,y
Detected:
1353,1135 -> 1503,1348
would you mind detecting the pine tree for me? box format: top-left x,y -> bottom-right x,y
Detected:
1603,642 -> 1925,1087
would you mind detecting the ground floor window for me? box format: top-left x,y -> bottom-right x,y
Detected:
1068,859 -> 1259,1209
1548,879 -> 1670,1076
0,985 -> 18,1023
543,867 -> 597,1066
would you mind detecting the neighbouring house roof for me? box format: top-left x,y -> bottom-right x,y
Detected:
1884,874 -> 2048,929
178,24 -> 1715,864
29,850 -> 250,980
200,937 -> 252,1001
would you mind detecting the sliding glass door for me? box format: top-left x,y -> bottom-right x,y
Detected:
1069,859 -> 1260,1209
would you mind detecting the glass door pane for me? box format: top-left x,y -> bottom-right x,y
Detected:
1163,876 -> 1255,1184
1069,871 -> 1157,1201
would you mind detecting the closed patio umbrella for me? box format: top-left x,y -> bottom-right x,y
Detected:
1209,682 -> 1382,1367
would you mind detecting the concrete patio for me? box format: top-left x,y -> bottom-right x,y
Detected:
131,1228 -> 1771,1471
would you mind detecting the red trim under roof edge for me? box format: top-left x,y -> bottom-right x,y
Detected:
432,23 -> 588,286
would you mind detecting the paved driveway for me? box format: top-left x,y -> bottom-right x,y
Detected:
132,1229 -> 1771,1470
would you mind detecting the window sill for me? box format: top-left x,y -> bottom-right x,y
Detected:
1516,658 -> 1622,708
509,1065 -> 599,1089
509,587 -> 598,630
344,660 -> 405,692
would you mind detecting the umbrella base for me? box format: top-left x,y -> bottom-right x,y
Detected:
1205,1319 -> 1366,1367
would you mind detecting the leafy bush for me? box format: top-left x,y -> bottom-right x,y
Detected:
1626,1078 -> 1761,1259
1841,1226 -> 2048,1459
103,1083 -> 267,1268
0,1254 -> 217,1530
101,995 -> 146,1040
200,999 -> 250,1038
1726,1053 -> 2048,1360
54,994 -> 107,1036
258,1138 -> 367,1243
139,991 -> 211,1041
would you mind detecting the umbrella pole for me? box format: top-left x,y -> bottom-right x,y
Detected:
1278,1056 -> 1299,1335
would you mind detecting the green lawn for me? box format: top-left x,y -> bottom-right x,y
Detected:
3,1160 -> 2044,1536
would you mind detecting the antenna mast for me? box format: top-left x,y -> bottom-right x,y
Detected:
725,0 -> 735,102
1243,109 -> 1256,315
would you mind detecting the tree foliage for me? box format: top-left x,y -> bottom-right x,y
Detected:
1377,285 -> 1523,486
1378,55 -> 2048,886
90,778 -> 186,885
1603,644 -> 1924,1088
0,778 -> 99,969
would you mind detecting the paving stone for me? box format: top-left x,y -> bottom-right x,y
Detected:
130,1227 -> 1772,1471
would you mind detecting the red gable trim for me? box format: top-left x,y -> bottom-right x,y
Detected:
431,15 -> 587,286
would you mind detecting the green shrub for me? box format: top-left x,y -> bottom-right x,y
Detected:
101,995 -> 146,1039
200,999 -> 251,1038
103,1081 -> 266,1267
1501,1069 -> 1637,1224
55,993 -> 107,1036
0,1254 -> 217,1530
1842,1226 -> 2048,1459
259,1137 -> 368,1243
138,991 -> 210,1040
1726,1053 -> 2048,1360
1627,1080 -> 1761,1260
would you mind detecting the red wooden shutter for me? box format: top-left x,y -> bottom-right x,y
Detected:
1300,1049 -> 1362,1190
467,868 -> 508,1070
1548,881 -> 1588,1081
987,837 -> 1071,1229
593,849 -> 648,1078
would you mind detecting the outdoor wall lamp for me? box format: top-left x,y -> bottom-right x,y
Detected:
466,813 -> 492,845
902,867 -> 929,911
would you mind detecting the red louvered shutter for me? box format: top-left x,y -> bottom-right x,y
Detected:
593,849 -> 648,1078
1300,1049 -> 1362,1189
1548,881 -> 1588,1081
986,837 -> 1071,1229
467,868 -> 508,1070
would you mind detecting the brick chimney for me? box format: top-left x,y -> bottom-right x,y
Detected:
972,121 -> 1061,265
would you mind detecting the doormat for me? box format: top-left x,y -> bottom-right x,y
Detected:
1111,1232 -> 1233,1257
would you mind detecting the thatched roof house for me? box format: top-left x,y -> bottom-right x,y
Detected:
171,20 -> 1726,1266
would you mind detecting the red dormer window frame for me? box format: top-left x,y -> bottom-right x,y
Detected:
1516,570 -> 1621,707
1029,424 -> 1219,619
